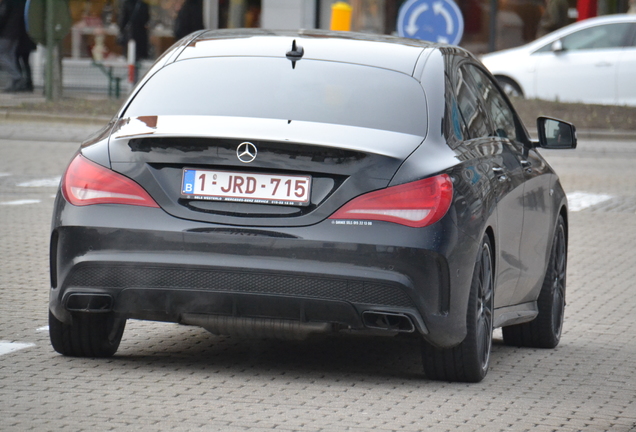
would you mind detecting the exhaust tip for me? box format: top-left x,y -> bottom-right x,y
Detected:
362,311 -> 415,333
66,293 -> 114,312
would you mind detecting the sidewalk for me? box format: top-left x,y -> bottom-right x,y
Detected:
0,91 -> 114,125
2,89 -> 636,140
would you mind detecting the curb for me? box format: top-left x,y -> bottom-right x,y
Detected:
3,110 -> 636,140
0,110 -> 112,125
574,129 -> 636,140
527,128 -> 636,141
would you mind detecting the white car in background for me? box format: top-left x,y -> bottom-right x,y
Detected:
481,14 -> 636,106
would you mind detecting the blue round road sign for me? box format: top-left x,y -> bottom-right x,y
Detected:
397,0 -> 464,45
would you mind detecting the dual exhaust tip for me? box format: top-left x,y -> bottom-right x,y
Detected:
66,293 -> 113,312
361,311 -> 415,333
65,293 -> 416,335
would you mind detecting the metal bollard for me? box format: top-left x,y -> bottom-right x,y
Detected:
127,38 -> 136,93
330,2 -> 352,31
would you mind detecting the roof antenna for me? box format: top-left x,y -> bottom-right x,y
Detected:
286,40 -> 304,69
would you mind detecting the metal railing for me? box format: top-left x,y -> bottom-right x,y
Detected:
29,48 -> 153,97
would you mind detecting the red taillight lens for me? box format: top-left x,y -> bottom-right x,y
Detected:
329,174 -> 452,228
62,154 -> 159,208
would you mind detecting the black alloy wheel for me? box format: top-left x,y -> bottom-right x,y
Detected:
49,311 -> 126,357
422,235 -> 494,383
502,215 -> 566,348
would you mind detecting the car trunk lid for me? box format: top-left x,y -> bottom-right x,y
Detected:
108,115 -> 426,227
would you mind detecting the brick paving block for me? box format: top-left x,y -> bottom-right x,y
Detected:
2,127 -> 636,431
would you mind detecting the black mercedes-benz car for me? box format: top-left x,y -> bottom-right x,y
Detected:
49,29 -> 576,382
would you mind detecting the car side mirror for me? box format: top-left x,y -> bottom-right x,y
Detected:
551,39 -> 564,53
537,117 -> 577,149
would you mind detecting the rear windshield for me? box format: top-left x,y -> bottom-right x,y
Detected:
125,57 -> 428,136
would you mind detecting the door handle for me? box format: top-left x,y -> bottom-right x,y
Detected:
520,160 -> 532,172
492,166 -> 508,182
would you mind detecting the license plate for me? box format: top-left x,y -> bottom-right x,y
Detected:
181,169 -> 311,206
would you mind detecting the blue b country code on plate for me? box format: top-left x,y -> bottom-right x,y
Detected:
182,169 -> 197,194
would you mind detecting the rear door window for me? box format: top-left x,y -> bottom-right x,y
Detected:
453,66 -> 491,139
463,64 -> 519,142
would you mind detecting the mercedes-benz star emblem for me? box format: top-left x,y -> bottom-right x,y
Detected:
236,142 -> 257,163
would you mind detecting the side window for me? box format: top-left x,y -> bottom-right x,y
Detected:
444,76 -> 468,144
463,64 -> 518,142
454,66 -> 491,139
534,23 -> 634,53
561,23 -> 633,51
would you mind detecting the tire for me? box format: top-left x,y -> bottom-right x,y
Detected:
496,76 -> 524,98
49,310 -> 126,357
502,215 -> 566,348
422,235 -> 494,383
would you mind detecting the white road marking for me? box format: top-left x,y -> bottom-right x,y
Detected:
568,192 -> 613,212
0,172 -> 10,177
17,177 -> 61,188
36,326 -> 49,332
0,199 -> 41,206
0,341 -> 35,356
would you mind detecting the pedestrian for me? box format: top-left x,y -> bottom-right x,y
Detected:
117,0 -> 150,60
16,21 -> 36,92
537,0 -> 569,37
174,0 -> 204,40
0,0 -> 29,92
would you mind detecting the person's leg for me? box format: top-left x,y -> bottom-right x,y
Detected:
0,39 -> 23,91
16,51 -> 33,92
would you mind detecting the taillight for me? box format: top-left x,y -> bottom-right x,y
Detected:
61,154 -> 159,208
329,174 -> 452,228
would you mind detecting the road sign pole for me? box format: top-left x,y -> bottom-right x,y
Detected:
488,0 -> 497,52
45,0 -> 54,101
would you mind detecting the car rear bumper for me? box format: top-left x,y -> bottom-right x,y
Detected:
55,257 -> 426,328
50,202 -> 478,347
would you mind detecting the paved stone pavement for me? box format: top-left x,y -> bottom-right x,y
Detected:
0,120 -> 635,431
